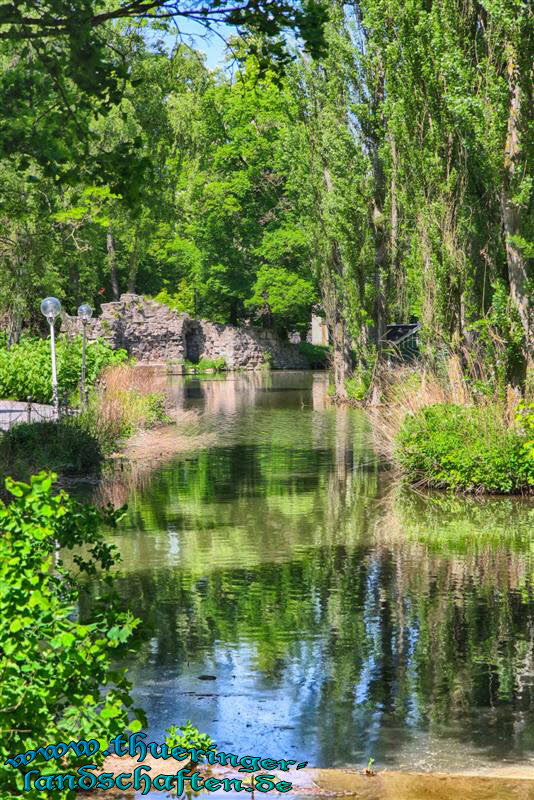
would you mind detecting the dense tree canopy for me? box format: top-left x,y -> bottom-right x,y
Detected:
0,0 -> 531,390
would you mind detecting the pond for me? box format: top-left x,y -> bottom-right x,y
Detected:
86,370 -> 534,773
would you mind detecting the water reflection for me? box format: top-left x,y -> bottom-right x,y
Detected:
85,372 -> 534,772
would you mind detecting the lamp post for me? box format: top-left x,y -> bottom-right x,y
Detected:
77,304 -> 93,407
40,297 -> 61,416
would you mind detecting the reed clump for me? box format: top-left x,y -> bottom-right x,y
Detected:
367,356 -> 532,494
79,364 -> 169,453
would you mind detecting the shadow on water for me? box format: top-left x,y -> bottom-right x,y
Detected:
80,371 -> 534,773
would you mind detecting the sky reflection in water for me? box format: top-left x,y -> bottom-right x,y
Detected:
86,371 -> 534,772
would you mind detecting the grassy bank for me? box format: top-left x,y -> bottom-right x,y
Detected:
368,360 -> 533,495
0,365 -> 169,480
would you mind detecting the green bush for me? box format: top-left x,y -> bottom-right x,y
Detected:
197,356 -> 227,372
0,472 -> 145,798
516,402 -> 534,462
345,374 -> 369,402
0,419 -> 103,479
182,357 -> 227,372
0,336 -> 128,404
396,404 -> 533,494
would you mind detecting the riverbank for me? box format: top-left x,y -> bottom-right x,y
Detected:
86,757 -> 534,799
364,360 -> 533,495
0,365 -> 212,485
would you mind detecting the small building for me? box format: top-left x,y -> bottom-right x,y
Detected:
384,323 -> 420,362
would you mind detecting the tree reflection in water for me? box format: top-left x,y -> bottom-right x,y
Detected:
81,372 -> 534,770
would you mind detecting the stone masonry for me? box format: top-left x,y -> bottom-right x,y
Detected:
62,294 -> 310,370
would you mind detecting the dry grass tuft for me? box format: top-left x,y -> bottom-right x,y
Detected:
84,364 -> 170,448
368,356 -> 493,462
99,364 -> 168,395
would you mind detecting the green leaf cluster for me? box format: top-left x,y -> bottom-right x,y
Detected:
165,721 -> 214,760
0,472 -> 145,798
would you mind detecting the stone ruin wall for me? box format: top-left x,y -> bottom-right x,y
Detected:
62,294 -> 309,370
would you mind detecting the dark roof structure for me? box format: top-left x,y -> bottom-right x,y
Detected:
385,323 -> 420,344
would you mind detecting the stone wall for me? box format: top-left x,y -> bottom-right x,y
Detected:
62,294 -> 310,370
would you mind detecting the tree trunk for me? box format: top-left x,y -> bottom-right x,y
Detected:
107,231 -> 120,300
421,220 -> 435,333
366,66 -> 388,349
322,247 -> 351,400
501,45 -> 532,358
373,202 -> 388,346
7,305 -> 22,349
389,131 -> 403,319
127,228 -> 140,294
321,166 -> 352,399
331,316 -> 351,399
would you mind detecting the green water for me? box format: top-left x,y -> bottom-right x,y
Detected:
88,371 -> 534,772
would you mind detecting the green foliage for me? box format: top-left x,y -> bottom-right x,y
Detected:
261,350 -> 273,369
345,375 -> 370,403
245,266 -> 317,334
181,357 -> 227,373
198,357 -> 227,372
344,350 -> 377,402
0,472 -> 145,799
165,721 -> 214,760
469,282 -> 526,392
153,284 -> 196,316
298,341 -> 329,367
516,403 -> 534,462
0,420 -> 103,479
0,336 -> 128,404
396,405 -> 533,494
0,0 -> 531,389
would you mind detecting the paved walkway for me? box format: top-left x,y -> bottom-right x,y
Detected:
0,400 -> 57,431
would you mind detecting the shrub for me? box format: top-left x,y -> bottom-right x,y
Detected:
261,350 -> 273,369
181,357 -> 227,373
0,336 -> 128,404
0,472 -> 145,798
345,374 -> 369,403
197,357 -> 227,372
396,404 -> 533,494
0,419 -> 103,479
516,402 -> 534,462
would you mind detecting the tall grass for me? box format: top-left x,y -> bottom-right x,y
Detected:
78,365 -> 169,454
368,354 -> 527,455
